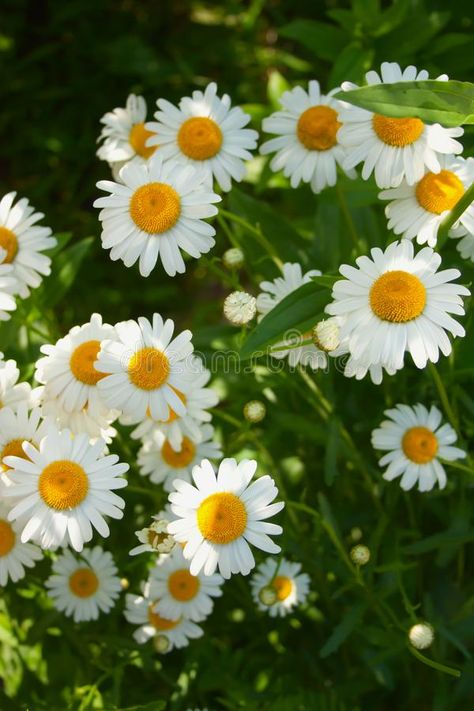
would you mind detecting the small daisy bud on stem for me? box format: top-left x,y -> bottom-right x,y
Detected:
120,578 -> 129,590
223,291 -> 257,326
223,247 -> 244,270
259,585 -> 278,606
350,544 -> 370,566
408,622 -> 435,650
312,318 -> 341,352
154,634 -> 170,654
244,400 -> 266,423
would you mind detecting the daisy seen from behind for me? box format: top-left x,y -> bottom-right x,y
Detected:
0,501 -> 42,586
251,557 -> 310,617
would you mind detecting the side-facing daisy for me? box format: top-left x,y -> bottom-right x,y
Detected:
168,458 -> 284,579
338,62 -> 464,188
94,154 -> 221,277
145,82 -> 258,192
260,80 -> 354,193
3,428 -> 129,551
0,192 -> 56,298
149,545 -> 224,622
0,404 -> 50,487
129,513 -> 176,556
0,353 -> 36,412
0,251 -> 18,321
46,546 -> 121,621
372,403 -> 466,491
250,557 -> 310,617
97,94 -> 157,171
326,240 -> 470,371
0,502 -> 42,586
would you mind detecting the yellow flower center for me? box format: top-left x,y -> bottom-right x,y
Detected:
178,117 -> 223,160
402,426 -> 439,464
148,604 -> 180,630
69,568 -> 99,598
69,340 -> 107,386
128,122 -> 157,159
272,575 -> 293,602
0,519 -> 16,557
1,438 -> 32,470
129,182 -> 181,234
372,115 -> 424,147
297,105 -> 341,151
128,347 -> 170,390
0,226 -> 18,264
168,569 -> 200,601
161,437 -> 196,468
370,270 -> 426,323
415,169 -> 465,215
197,492 -> 247,545
161,389 -> 186,424
38,460 -> 89,510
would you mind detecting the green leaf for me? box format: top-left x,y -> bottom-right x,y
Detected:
311,274 -> 338,288
336,80 -> 474,127
267,70 -> 290,109
279,20 -> 348,62
46,231 -> 73,257
320,601 -> 366,657
328,43 -> 374,88
118,703 -> 166,711
41,237 -> 94,307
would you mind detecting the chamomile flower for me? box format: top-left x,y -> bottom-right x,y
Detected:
145,82 -> 258,192
379,156 -> 474,247
138,423 -> 222,492
94,154 -> 221,277
371,403 -> 465,491
0,502 -> 42,586
0,252 -> 18,321
149,545 -> 224,622
0,404 -> 50,487
168,458 -> 284,579
95,313 -> 194,422
0,192 -> 56,298
40,395 -> 118,444
338,62 -> 464,188
251,557 -> 310,617
3,428 -> 129,551
0,354 -> 35,412
256,262 -> 327,370
325,240 -> 470,371
260,80 -> 354,193
129,515 -> 176,556
46,546 -> 121,621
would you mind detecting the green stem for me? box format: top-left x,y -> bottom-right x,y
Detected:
220,208 -> 283,269
437,181 -> 474,249
336,184 -> 360,249
429,363 -> 459,431
408,645 -> 461,678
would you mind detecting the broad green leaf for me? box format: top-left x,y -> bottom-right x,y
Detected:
336,80 -> 474,127
320,601 -> 366,657
279,20 -> 348,62
41,237 -> 94,307
328,43 -> 374,88
311,274 -> 338,288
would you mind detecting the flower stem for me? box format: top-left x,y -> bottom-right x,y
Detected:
220,208 -> 283,269
437,180 -> 474,249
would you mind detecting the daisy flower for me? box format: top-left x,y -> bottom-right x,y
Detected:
0,192 -> 56,298
168,457 -> 284,579
250,557 -> 310,617
94,154 -> 221,278
0,404 -> 50,487
0,502 -> 42,586
145,82 -> 258,192
138,423 -> 222,492
371,403 -> 465,491
0,251 -> 18,321
95,313 -> 194,422
0,353 -> 36,412
325,240 -> 470,371
40,395 -> 118,444
223,291 -> 257,326
129,514 -> 176,556
149,545 -> 223,622
3,428 -> 129,551
260,80 -> 354,193
379,156 -> 474,247
256,262 -> 327,370
46,546 -> 121,622
338,62 -> 464,188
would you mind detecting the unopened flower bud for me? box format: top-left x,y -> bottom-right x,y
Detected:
223,291 -> 256,326
409,622 -> 434,650
243,400 -> 266,423
223,247 -> 244,270
312,318 -> 341,352
259,585 -> 277,606
154,634 -> 170,654
350,544 -> 370,566
120,577 -> 129,590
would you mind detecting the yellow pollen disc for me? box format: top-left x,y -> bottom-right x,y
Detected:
415,169 -> 464,214
1,438 -> 32,470
38,460 -> 89,510
148,604 -> 180,630
372,115 -> 424,147
370,270 -> 426,323
0,226 -> 18,264
69,568 -> 99,598
297,105 -> 341,151
161,437 -> 196,469
128,347 -> 170,390
161,389 -> 186,424
0,519 -> 16,557
168,568 -> 200,601
129,182 -> 181,234
178,116 -> 223,160
129,122 -> 157,159
197,492 -> 247,545
272,575 -> 293,602
402,426 -> 439,464
69,340 -> 106,385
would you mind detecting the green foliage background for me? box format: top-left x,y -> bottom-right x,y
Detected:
1,1 -> 474,709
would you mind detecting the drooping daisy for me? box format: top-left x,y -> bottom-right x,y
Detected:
250,557 -> 310,617
129,513 -> 177,556
379,156 -> 474,247
0,502 -> 42,586
256,262 -> 327,370
338,62 -> 464,188
149,545 -> 223,622
40,395 -> 118,444
46,546 -> 121,621
138,423 -> 222,492
3,428 -> 129,551
325,240 -> 470,371
371,403 -> 465,491
0,253 -> 18,321
0,353 -> 36,412
0,404 -> 50,488
145,82 -> 259,192
0,192 -> 56,298
168,458 -> 284,579
95,313 -> 194,422
94,154 -> 221,277
260,80 -> 355,193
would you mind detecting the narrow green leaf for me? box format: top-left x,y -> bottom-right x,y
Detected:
320,601 -> 366,657
279,20 -> 348,62
311,274 -> 338,288
329,43 -> 374,88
